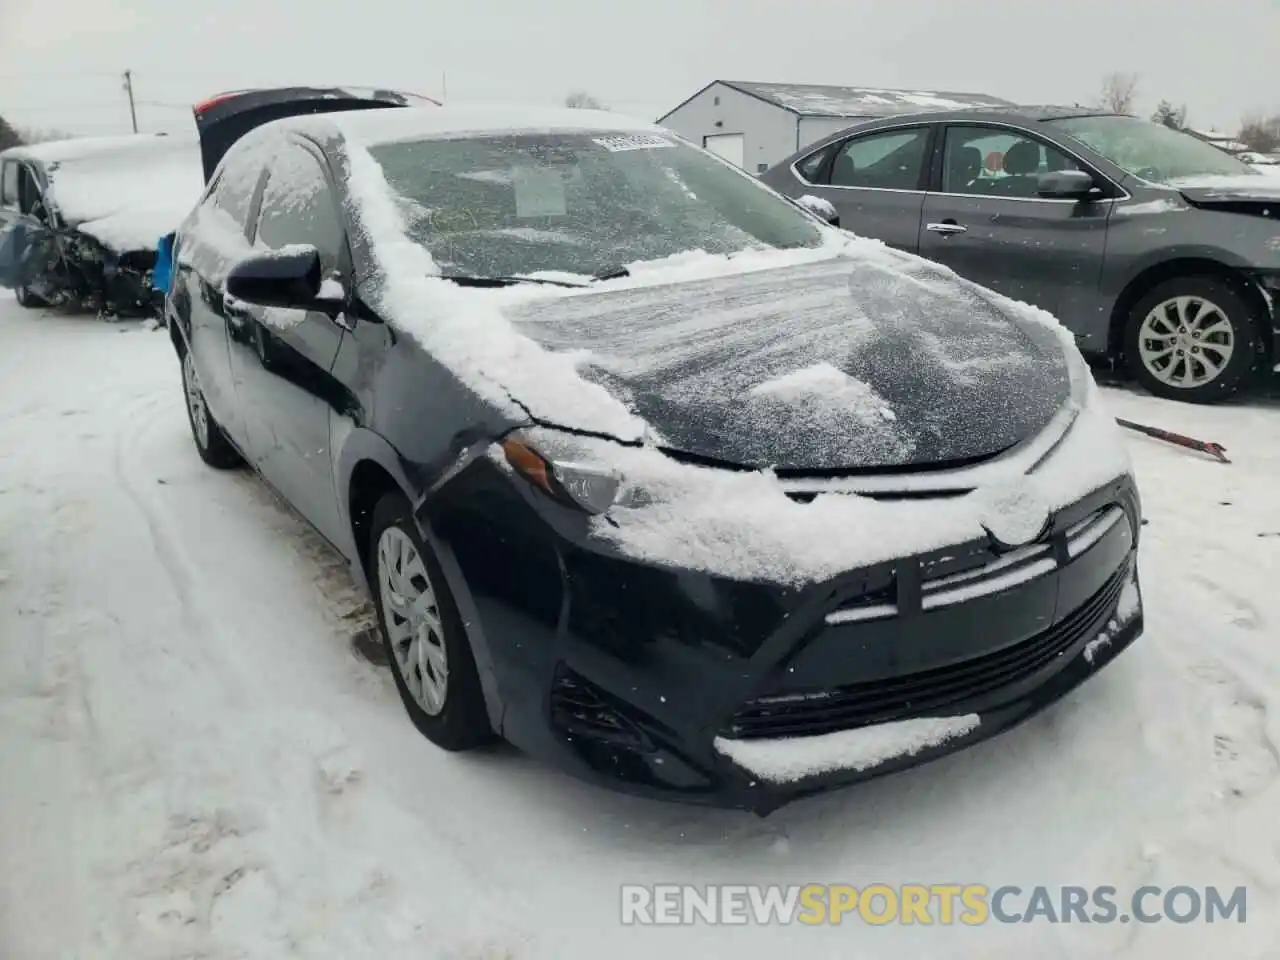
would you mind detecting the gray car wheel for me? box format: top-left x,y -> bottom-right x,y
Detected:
1124,276 -> 1260,403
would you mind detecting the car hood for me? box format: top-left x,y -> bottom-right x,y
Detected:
501,254 -> 1072,472
1169,174 -> 1280,210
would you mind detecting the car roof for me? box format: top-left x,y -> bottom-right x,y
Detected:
845,104 -> 1124,126
1,133 -> 196,167
260,104 -> 671,148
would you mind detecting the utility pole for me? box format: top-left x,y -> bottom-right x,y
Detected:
122,70 -> 138,133
441,71 -> 447,104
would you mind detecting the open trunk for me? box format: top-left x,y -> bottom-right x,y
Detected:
193,86 -> 440,182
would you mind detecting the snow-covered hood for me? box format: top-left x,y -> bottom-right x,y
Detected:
44,138 -> 204,254
1169,174 -> 1280,209
502,255 -> 1072,472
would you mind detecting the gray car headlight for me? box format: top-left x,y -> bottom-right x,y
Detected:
499,428 -> 624,515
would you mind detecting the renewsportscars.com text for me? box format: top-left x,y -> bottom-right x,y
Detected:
621,883 -> 1247,926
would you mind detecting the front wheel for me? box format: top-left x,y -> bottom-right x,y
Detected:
369,491 -> 494,752
14,284 -> 48,308
1123,276 -> 1260,403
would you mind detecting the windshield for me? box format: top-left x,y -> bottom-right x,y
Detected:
366,131 -> 825,278
1046,115 -> 1258,183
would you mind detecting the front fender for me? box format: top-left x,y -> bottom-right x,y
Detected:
331,423 -> 509,732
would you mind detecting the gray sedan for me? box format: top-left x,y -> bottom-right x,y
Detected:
760,106 -> 1280,403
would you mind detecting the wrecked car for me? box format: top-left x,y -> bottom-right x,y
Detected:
0,134 -> 203,316
168,98 -> 1145,814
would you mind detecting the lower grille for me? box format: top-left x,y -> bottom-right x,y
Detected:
726,561 -> 1130,740
550,666 -> 651,750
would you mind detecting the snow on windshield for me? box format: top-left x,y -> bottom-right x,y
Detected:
365,131 -> 824,279
44,138 -> 204,253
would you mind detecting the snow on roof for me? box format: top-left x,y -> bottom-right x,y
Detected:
279,104 -> 667,148
3,133 -> 192,166
722,81 -> 1014,118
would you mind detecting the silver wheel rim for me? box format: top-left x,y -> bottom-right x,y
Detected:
1138,295 -> 1235,388
182,352 -> 210,449
377,526 -> 448,715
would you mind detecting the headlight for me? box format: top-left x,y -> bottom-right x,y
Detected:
499,428 -> 623,515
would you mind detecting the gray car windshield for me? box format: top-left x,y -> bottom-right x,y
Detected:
366,131 -> 825,278
1047,115 -> 1258,183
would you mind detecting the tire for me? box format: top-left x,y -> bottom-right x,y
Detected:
368,491 -> 494,752
180,349 -> 242,469
1123,275 -> 1261,403
14,284 -> 48,308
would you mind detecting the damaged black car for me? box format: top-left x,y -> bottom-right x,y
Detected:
0,134 -> 203,317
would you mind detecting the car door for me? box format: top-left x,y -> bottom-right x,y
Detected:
794,125 -> 935,252
231,140 -> 351,548
175,148 -> 267,453
917,124 -> 1114,322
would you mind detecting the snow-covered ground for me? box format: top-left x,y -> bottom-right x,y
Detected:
1,293 -> 1278,959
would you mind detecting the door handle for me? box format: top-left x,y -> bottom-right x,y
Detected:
926,221 -> 968,235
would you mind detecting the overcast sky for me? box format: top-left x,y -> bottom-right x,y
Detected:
2,0 -> 1277,137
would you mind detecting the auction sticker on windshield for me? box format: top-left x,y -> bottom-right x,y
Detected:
512,166 -> 567,217
592,134 -> 676,152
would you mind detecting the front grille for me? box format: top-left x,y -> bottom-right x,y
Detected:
725,562 -> 1129,740
825,504 -> 1128,624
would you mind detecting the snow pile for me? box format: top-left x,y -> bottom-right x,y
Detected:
44,137 -> 204,253
1252,164 -> 1280,178
714,714 -> 981,783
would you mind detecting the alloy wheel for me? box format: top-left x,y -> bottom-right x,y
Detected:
377,526 -> 449,716
182,352 -> 210,449
1137,295 -> 1235,389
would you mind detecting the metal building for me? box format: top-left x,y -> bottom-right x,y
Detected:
658,80 -> 1014,173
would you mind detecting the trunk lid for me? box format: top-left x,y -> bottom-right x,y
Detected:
192,86 -> 439,182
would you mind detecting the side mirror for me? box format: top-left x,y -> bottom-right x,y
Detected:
225,245 -> 345,313
795,193 -> 840,227
1037,169 -> 1100,200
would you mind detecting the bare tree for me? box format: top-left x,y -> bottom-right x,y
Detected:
0,113 -> 22,152
565,90 -> 607,110
1098,72 -> 1140,114
1239,113 -> 1280,153
1150,100 -> 1188,130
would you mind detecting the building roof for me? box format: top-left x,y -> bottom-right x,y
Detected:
718,81 -> 1015,118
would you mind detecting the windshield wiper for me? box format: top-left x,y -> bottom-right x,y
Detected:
437,273 -> 590,289
592,265 -> 630,282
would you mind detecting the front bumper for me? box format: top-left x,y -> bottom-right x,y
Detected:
419,465 -> 1144,814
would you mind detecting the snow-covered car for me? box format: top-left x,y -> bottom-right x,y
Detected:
0,134 -> 203,315
169,101 -> 1145,813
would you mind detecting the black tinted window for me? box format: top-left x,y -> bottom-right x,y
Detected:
796,144 -> 834,183
0,162 -> 17,207
830,128 -> 930,190
254,148 -> 344,272
943,126 -> 1081,197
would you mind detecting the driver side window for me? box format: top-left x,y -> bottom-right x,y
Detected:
252,147 -> 346,276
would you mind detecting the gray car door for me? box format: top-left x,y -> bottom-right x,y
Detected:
794,125 -> 934,253
916,124 -> 1113,325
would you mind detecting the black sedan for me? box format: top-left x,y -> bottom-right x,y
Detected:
761,106 -> 1280,404
168,93 -> 1144,813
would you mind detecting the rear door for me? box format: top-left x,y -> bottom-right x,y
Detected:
232,140 -> 352,547
792,124 -> 936,252
917,123 -> 1113,321
173,144 -> 267,451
